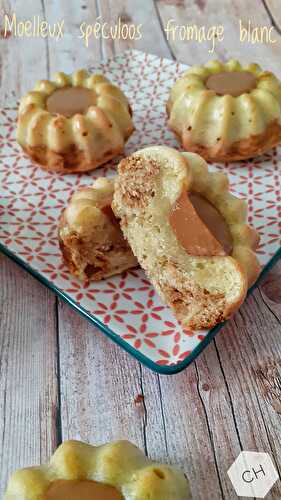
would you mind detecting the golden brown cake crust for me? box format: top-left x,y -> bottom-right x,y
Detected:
17,71 -> 134,174
4,440 -> 191,500
167,60 -> 281,163
59,213 -> 137,281
179,119 -> 281,163
113,146 -> 261,330
159,258 -> 247,330
58,179 -> 138,281
22,143 -> 122,174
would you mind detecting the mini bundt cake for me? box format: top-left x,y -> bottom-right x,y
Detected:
167,60 -> 281,162
4,440 -> 191,500
59,177 -> 138,281
113,146 -> 260,330
17,70 -> 134,173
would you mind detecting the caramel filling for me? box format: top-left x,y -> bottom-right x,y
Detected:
206,71 -> 257,97
169,191 -> 233,256
46,87 -> 96,117
43,479 -> 124,500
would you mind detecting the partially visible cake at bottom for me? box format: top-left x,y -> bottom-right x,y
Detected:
4,440 -> 191,500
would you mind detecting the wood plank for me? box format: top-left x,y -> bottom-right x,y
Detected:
155,0 -> 281,75
212,279 -> 281,498
0,0 -> 49,100
0,254 -> 58,497
57,301 -> 227,500
95,0 -> 170,58
154,360 -> 229,500
260,260 -> 281,321
57,302 -> 151,447
158,265 -> 281,500
0,1 -> 59,495
40,0 -> 100,75
42,0 -> 169,74
263,0 -> 281,32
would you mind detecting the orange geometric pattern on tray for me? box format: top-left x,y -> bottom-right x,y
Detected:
0,50 -> 280,370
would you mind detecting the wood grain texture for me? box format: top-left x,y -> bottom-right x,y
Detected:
263,0 -> 281,33
0,1 -> 49,101
157,265 -> 281,499
95,0 -> 169,58
0,0 -> 281,498
155,0 -> 281,76
41,0 -> 100,75
0,2 -> 60,497
0,254 -> 58,497
57,301 -> 228,500
57,301 -> 149,447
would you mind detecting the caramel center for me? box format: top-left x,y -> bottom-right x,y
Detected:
46,87 -> 96,117
206,71 -> 257,97
43,479 -> 124,500
169,191 -> 233,257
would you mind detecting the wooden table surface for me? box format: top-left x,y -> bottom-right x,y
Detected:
0,1 -> 281,499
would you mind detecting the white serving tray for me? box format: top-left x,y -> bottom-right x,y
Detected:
0,50 -> 280,373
